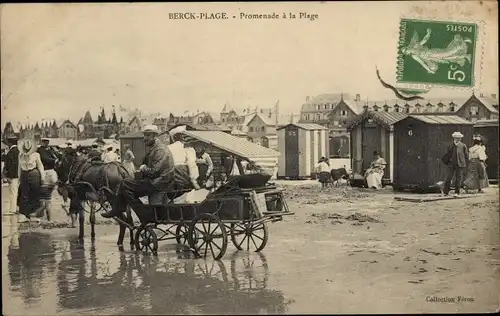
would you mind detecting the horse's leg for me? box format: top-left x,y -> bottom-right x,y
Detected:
126,205 -> 135,250
90,201 -> 96,241
78,201 -> 85,240
117,212 -> 126,251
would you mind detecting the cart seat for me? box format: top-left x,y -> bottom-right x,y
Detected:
148,190 -> 191,205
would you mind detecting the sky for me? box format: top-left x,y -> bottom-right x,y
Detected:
1,1 -> 498,126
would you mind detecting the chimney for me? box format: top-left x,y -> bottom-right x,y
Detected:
306,96 -> 310,102
480,92 -> 484,98
355,94 -> 361,102
492,93 -> 497,100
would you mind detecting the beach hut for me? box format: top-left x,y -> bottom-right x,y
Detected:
346,110 -> 408,183
276,123 -> 329,179
119,131 -> 146,167
393,114 -> 473,191
473,119 -> 499,182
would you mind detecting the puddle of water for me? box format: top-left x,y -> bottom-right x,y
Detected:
2,231 -> 293,315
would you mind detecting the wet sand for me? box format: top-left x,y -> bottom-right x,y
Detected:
2,183 -> 499,314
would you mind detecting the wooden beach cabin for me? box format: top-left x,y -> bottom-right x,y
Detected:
393,114 -> 473,191
473,119 -> 499,182
346,110 -> 408,183
276,123 -> 329,179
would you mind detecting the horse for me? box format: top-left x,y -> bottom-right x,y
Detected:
55,153 -> 135,249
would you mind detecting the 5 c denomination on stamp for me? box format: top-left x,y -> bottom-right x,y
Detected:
397,18 -> 478,88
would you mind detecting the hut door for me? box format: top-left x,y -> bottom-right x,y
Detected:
285,129 -> 299,177
396,127 -> 426,186
362,125 -> 381,172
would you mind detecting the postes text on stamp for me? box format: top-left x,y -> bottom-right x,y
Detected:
397,18 -> 477,88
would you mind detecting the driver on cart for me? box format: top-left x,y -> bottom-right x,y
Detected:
101,124 -> 175,218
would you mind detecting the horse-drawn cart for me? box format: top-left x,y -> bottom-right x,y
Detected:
132,173 -> 293,260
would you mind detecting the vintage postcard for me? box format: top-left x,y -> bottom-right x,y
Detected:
1,1 -> 498,315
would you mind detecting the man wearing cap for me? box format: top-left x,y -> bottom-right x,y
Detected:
101,124 -> 175,218
2,137 -> 20,215
441,131 -> 468,196
88,143 -> 103,161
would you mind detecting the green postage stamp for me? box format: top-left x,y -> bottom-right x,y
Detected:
397,18 -> 478,88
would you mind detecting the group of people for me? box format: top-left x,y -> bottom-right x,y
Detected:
101,124 -> 214,218
314,151 -> 386,190
1,136 -> 135,223
442,131 -> 489,196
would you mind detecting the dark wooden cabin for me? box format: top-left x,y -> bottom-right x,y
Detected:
473,119 -> 499,182
393,115 -> 473,191
346,110 -> 408,183
119,131 -> 146,167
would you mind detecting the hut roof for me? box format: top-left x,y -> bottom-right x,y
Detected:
407,114 -> 473,125
276,123 -> 329,131
345,110 -> 408,130
182,130 -> 280,159
120,131 -> 144,139
474,119 -> 499,127
168,123 -> 231,132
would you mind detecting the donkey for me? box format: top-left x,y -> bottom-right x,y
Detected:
55,153 -> 135,249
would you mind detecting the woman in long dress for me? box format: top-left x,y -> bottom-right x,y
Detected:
315,157 -> 331,189
121,144 -> 136,176
17,139 -> 45,223
463,136 -> 488,193
364,151 -> 386,190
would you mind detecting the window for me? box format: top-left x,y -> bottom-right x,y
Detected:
450,103 -> 456,112
373,106 -> 379,112
316,113 -> 321,120
324,104 -> 328,110
261,126 -> 265,132
249,127 -> 254,132
384,106 -> 389,112
470,105 -> 479,115
395,106 -> 400,113
222,118 -> 225,123
341,110 -> 347,116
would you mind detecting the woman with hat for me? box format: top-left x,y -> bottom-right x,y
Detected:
463,135 -> 489,193
168,125 -> 200,190
17,139 -> 45,223
122,144 -> 136,175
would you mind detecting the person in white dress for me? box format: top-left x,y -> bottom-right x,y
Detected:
168,125 -> 200,190
102,145 -> 119,163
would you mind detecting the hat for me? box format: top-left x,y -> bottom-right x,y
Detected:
142,125 -> 160,134
41,138 -> 50,142
169,125 -> 187,137
452,132 -> 464,138
91,142 -> 99,147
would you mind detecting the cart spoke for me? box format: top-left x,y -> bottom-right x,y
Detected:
246,233 -> 250,251
250,235 -> 259,250
252,234 -> 264,241
204,241 -> 209,258
195,241 -> 206,253
209,242 -> 216,259
211,240 -> 222,252
237,235 -> 247,249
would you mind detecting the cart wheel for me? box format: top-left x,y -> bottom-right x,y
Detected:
175,223 -> 200,245
134,226 -> 158,256
188,213 -> 228,260
230,221 -> 269,252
